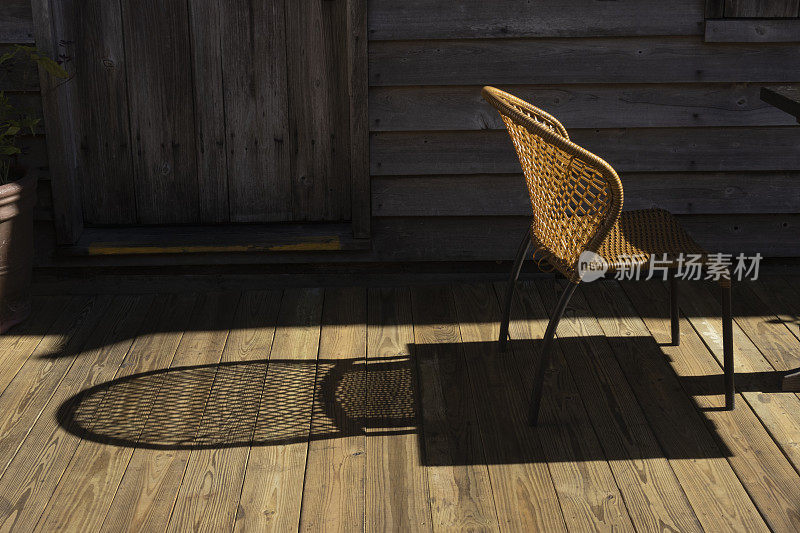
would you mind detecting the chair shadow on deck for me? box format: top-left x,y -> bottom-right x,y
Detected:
57,338 -> 791,464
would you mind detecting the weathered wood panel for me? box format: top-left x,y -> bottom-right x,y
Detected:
31,0 -> 83,244
371,128 -> 800,175
367,215 -> 800,260
370,84 -> 798,131
222,0 -> 290,223
121,0 -> 198,224
188,0 -> 228,223
372,172 -> 800,216
369,38 -> 800,86
0,0 -> 34,43
286,0 -> 351,221
349,0 -> 371,237
368,0 -> 704,40
724,0 -> 800,17
706,20 -> 800,42
73,0 -> 136,225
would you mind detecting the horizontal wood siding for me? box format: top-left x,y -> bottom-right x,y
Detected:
367,0 -> 704,40
16,2 -> 800,263
367,6 -> 800,261
0,0 -> 35,43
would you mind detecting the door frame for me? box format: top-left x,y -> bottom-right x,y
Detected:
33,0 -> 370,245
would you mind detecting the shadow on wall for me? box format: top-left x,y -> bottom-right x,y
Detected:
57,339 -> 789,464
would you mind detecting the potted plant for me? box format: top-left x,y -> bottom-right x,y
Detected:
0,46 -> 67,333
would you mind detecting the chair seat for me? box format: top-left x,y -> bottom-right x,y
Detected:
597,208 -> 707,270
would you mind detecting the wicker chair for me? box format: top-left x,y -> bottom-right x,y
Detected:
482,86 -> 734,426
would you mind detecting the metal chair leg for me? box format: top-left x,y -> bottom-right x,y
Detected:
499,229 -> 532,352
722,280 -> 735,410
669,269 -> 679,345
529,282 -> 579,426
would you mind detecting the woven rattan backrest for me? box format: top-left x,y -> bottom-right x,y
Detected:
482,86 -> 624,282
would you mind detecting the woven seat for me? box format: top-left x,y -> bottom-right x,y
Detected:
482,86 -> 735,426
597,208 -> 707,270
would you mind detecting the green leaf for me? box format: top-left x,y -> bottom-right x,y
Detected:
4,126 -> 19,136
0,146 -> 21,156
37,56 -> 69,79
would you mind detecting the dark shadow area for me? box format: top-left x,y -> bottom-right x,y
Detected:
56,337 -> 796,464
9,278 -> 800,354
58,356 -> 417,450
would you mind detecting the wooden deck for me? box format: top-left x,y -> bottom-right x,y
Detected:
1,277 -> 800,531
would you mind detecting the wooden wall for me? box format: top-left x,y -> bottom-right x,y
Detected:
366,0 -> 800,260
3,0 -> 800,265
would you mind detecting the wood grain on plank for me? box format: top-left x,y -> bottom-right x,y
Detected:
234,288 -> 323,532
365,288 -> 432,532
0,295 -> 154,532
496,281 -> 635,532
0,297 -> 108,477
706,20 -> 800,42
188,0 -> 228,223
621,280 -> 800,531
166,291 -> 281,533
222,0 -> 291,222
34,294 -> 197,533
98,292 -> 240,533
0,0 -> 34,43
372,172 -> 800,217
370,38 -> 800,86
72,0 -> 137,225
371,128 -> 800,175
300,287 -> 367,531
534,281 -> 703,533
349,0 -> 371,237
581,281 -> 768,533
370,84 -> 797,131
409,285 -> 499,531
722,282 -> 800,373
121,0 -> 198,224
286,0 -> 351,222
30,0 -> 83,243
368,0 -> 703,40
450,283 -> 575,532
676,279 -> 800,476
724,0 -> 800,17
0,296 -> 68,396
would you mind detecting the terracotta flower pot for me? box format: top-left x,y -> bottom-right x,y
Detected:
0,173 -> 37,333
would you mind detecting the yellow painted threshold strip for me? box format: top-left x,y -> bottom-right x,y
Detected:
87,237 -> 342,255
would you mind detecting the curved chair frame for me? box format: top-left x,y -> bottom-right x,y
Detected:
483,86 -> 735,426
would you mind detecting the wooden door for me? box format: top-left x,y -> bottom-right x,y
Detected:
68,0 -> 366,232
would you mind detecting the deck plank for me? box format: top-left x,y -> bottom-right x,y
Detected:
234,288 -> 324,532
365,288 -> 432,531
0,295 -> 155,532
98,292 -> 241,533
581,281 -> 768,532
0,296 -> 108,477
300,287 -> 368,531
621,280 -> 800,531
166,290 -> 281,533
534,280 -> 704,533
0,296 -> 68,396
752,277 -> 800,344
450,283 -> 568,532
495,281 -> 636,532
409,285 -> 500,531
676,280 -> 800,472
34,294 -> 198,533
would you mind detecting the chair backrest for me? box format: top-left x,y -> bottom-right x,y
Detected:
482,86 -> 624,282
